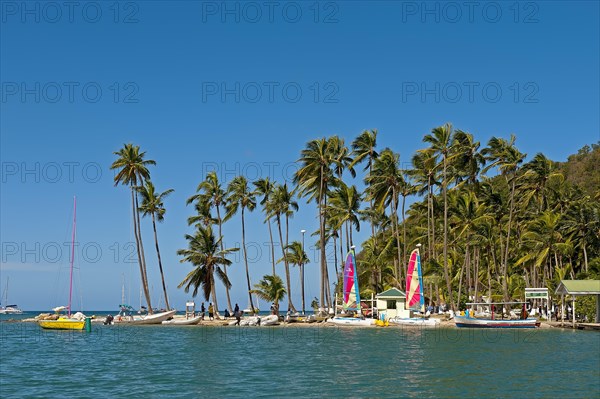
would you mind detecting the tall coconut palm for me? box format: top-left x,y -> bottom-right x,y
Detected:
280,241 -> 309,314
250,275 -> 286,314
269,183 -> 299,312
294,138 -> 339,311
366,148 -> 405,283
189,171 -> 232,313
226,176 -> 257,312
110,143 -> 155,313
137,181 -> 174,311
254,178 -> 277,277
410,149 -> 440,261
177,225 -> 238,304
482,134 -> 526,301
423,123 -> 456,309
328,182 -> 361,248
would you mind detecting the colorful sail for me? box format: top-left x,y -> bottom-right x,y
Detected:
405,248 -> 425,312
342,250 -> 361,312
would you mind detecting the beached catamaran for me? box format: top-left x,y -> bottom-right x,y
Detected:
330,247 -> 374,326
389,245 -> 439,327
38,197 -> 91,331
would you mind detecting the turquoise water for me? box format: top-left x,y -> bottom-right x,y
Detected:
1,318 -> 599,398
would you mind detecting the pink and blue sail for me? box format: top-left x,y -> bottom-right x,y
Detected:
342,249 -> 361,313
405,248 -> 425,313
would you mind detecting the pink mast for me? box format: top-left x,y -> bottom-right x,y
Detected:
68,196 -> 77,317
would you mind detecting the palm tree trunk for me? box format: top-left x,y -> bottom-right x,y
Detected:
319,165 -> 326,311
241,207 -> 254,311
151,214 -> 170,311
402,193 -> 407,270
502,178 -> 516,302
443,155 -> 453,310
392,192 -> 404,286
131,187 -> 149,309
583,242 -> 588,272
134,191 -> 153,313
277,215 -> 295,312
473,247 -> 480,307
210,271 -> 220,320
455,244 -> 468,310
216,205 -> 232,313
285,213 -> 296,312
268,218 -> 276,276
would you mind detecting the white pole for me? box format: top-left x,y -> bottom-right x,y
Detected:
572,296 -> 576,328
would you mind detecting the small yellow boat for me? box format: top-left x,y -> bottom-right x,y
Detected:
38,306 -> 92,331
38,317 -> 88,330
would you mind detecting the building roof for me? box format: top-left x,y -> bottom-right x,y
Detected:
555,280 -> 600,295
376,288 -> 405,299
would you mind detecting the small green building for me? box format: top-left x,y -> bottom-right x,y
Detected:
376,288 -> 411,320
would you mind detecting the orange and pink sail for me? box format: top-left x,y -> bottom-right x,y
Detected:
342,249 -> 361,313
405,248 -> 425,312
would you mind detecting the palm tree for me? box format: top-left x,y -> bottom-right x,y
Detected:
177,225 -> 238,304
254,178 -> 277,277
250,275 -> 287,314
269,183 -> 298,312
226,176 -> 257,312
294,138 -> 339,311
366,148 -> 405,283
137,181 -> 174,311
328,182 -> 361,248
423,123 -> 456,309
281,241 -> 309,314
482,134 -> 526,301
189,171 -> 232,313
410,149 -> 440,261
110,143 -> 155,313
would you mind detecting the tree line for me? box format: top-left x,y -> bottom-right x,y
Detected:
111,126 -> 600,315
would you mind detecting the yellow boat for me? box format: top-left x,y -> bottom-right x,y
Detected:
38,317 -> 89,330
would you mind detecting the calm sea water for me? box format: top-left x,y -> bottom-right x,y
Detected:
1,313 -> 599,398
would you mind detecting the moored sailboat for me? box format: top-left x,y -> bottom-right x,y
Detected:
329,247 -> 374,327
38,197 -> 91,331
0,277 -> 23,315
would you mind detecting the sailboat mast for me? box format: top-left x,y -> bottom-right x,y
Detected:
351,246 -> 362,315
68,196 -> 77,317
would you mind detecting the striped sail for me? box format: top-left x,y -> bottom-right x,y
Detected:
342,250 -> 361,312
405,248 -> 425,312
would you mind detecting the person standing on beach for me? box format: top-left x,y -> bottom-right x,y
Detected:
234,303 -> 239,314
201,302 -> 206,320
208,303 -> 214,320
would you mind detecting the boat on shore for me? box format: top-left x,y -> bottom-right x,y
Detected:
329,248 -> 376,327
388,245 -> 440,327
454,315 -> 539,328
114,304 -> 176,325
454,302 -> 540,328
162,315 -> 202,325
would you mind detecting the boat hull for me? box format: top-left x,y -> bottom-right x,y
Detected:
454,316 -> 538,328
329,317 -> 375,327
38,318 -> 86,330
114,310 -> 177,325
389,317 -> 440,327
161,315 -> 201,325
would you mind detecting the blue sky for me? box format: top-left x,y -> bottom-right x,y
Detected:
1,1 -> 598,311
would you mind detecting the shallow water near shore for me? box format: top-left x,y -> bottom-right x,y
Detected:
1,319 -> 599,398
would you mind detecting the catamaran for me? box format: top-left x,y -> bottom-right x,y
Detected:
38,197 -> 91,331
329,247 -> 375,327
389,244 -> 440,327
113,304 -> 176,325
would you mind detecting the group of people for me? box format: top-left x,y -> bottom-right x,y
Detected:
199,302 -> 215,320
198,302 -> 243,324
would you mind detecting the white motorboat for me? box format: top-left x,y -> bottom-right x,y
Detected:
161,315 -> 201,325
114,305 -> 176,325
